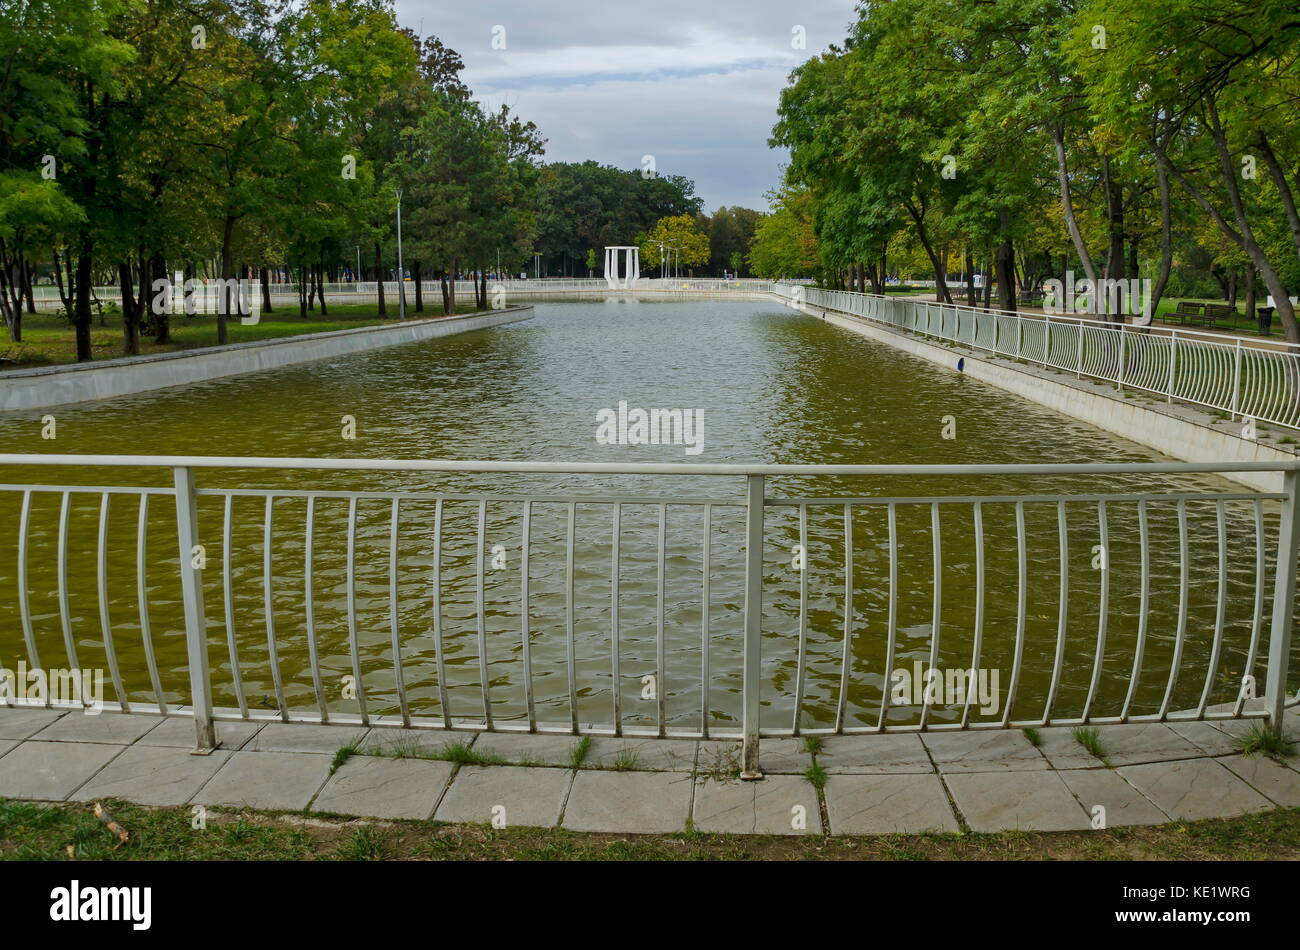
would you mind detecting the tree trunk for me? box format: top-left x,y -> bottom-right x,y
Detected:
995,209 -> 1016,312
74,248 -> 93,362
375,242 -> 387,317
1052,123 -> 1099,301
965,247 -> 977,307
1149,160 -> 1173,321
260,266 -> 273,313
413,261 -> 423,312
217,214 -> 236,345
152,254 -> 171,343
440,271 -> 451,315
449,258 -> 458,313
118,260 -> 139,356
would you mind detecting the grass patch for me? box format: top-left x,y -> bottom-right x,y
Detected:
1022,727 -> 1042,748
0,301 -> 486,370
802,735 -> 824,756
568,736 -> 591,769
1239,723 -> 1294,760
804,762 -> 828,791
611,748 -> 640,772
6,798 -> 1300,861
1072,726 -> 1109,764
330,735 -> 366,774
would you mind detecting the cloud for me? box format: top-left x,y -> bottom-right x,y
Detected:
391,0 -> 856,210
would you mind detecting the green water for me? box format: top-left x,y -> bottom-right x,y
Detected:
0,299 -> 1286,731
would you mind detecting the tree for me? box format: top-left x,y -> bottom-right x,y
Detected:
640,214 -> 710,274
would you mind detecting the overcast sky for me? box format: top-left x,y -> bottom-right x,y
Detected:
391,0 -> 858,212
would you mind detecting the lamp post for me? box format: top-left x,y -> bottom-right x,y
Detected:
394,187 -> 405,320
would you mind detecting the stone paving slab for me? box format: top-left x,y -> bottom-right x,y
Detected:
584,737 -> 697,772
33,711 -> 161,745
1034,728 -> 1107,770
1166,721 -> 1245,757
1057,769 -> 1169,827
434,765 -> 570,828
692,776 -> 821,834
1119,759 -> 1273,821
470,732 -> 584,767
0,738 -> 15,758
944,771 -> 1092,832
0,741 -> 123,801
1216,754 -> 1300,807
817,734 -> 933,774
137,717 -> 264,751
72,746 -> 232,807
564,770 -> 692,833
244,723 -> 370,754
824,774 -> 960,834
1090,723 -> 1202,766
922,730 -> 1048,772
313,757 -> 454,819
192,750 -> 332,811
0,707 -> 69,739
745,737 -> 811,775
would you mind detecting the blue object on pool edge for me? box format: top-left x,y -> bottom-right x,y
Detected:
957,357 -> 965,372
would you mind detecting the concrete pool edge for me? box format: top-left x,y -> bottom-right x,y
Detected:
0,305 -> 534,412
0,704 -> 1294,834
776,294 -> 1298,493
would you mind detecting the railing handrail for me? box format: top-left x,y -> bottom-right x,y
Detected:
777,284 -> 1300,353
2,454 -> 1299,476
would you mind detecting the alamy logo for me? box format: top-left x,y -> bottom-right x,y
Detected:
595,401 -> 704,455
1042,270 -> 1152,322
0,662 -> 103,713
49,880 -> 151,930
890,662 -> 1001,714
150,272 -> 261,324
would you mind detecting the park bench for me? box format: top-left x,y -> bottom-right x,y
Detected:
1171,300 -> 1214,327
1203,302 -> 1238,326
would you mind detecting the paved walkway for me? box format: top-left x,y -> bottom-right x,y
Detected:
0,705 -> 1296,835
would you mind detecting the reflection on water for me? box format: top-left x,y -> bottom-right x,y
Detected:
0,299 -> 1289,731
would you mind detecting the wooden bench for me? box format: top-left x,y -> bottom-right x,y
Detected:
1171,300 -> 1214,327
1203,302 -> 1239,327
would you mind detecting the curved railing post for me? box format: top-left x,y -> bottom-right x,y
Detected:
1266,469 -> 1300,730
174,465 -> 218,753
741,473 -> 765,779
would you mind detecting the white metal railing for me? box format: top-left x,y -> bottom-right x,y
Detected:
776,284 -> 1300,433
2,454 -> 1296,778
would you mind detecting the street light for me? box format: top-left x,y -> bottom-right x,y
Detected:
394,186 -> 405,320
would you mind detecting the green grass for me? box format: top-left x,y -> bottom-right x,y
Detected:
0,300 -> 485,370
7,797 -> 1300,861
804,762 -> 828,791
1239,723 -> 1294,759
330,735 -> 366,774
1022,727 -> 1042,748
610,748 -> 640,771
568,736 -> 591,769
1071,726 -> 1109,764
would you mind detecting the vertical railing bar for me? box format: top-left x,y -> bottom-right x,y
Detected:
1001,501 -> 1028,727
222,495 -> 247,719
263,495 -> 288,722
432,499 -> 450,728
920,503 -> 942,730
16,490 -> 43,692
610,503 -> 622,736
656,503 -> 667,737
303,496 -> 327,723
1082,500 -> 1109,722
173,466 -> 216,752
344,496 -> 368,726
56,491 -> 78,672
835,503 -> 853,734
521,500 -> 536,731
476,499 -> 492,729
961,502 -> 984,728
1234,499 -> 1267,717
1265,471 -> 1299,727
136,493 -> 166,714
1158,500 -> 1191,719
1044,500 -> 1069,725
741,474 -> 764,779
566,501 -> 578,733
1121,499 -> 1151,721
792,503 -> 808,735
1197,500 -> 1229,716
701,503 -> 712,738
389,498 -> 410,727
97,492 -> 128,713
